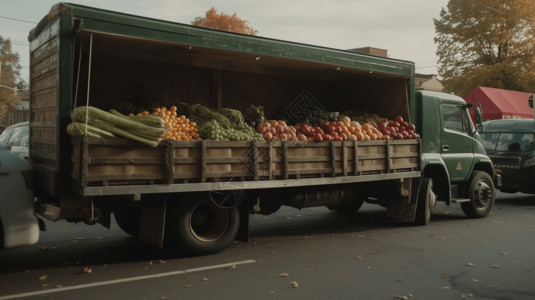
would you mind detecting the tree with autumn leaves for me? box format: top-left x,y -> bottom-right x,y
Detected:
0,36 -> 27,126
434,0 -> 535,97
192,7 -> 258,35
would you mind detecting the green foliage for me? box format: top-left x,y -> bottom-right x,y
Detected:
434,0 -> 535,97
0,35 -> 26,123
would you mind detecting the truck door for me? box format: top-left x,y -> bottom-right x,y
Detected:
440,103 -> 475,182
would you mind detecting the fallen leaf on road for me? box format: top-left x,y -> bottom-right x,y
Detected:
157,259 -> 166,264
500,252 -> 507,256
184,284 -> 192,288
442,274 -> 448,279
394,295 -> 409,300
472,279 -> 479,282
83,267 -> 92,273
430,232 -> 436,236
355,256 -> 363,260
278,273 -> 289,277
39,246 -> 56,252
289,281 -> 298,288
55,285 -> 63,288
491,265 -> 501,268
226,265 -> 236,270
442,286 -> 451,290
202,277 -> 208,281
466,262 -> 475,266
38,275 -> 47,280
395,277 -> 403,281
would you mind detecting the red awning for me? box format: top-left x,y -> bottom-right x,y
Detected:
465,87 -> 533,121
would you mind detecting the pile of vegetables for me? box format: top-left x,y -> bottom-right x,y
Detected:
68,106 -> 166,147
67,103 -> 418,144
177,102 -> 263,141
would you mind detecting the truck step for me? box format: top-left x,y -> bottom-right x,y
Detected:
451,198 -> 470,203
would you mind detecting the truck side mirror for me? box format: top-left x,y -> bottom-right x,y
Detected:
529,94 -> 533,108
475,106 -> 483,133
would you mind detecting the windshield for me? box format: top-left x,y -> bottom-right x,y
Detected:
481,132 -> 535,152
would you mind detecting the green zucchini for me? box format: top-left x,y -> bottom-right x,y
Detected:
109,109 -> 166,128
73,106 -> 165,138
95,118 -> 160,147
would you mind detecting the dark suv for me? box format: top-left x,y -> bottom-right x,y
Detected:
479,119 -> 535,193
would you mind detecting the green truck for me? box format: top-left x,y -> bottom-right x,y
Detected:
28,3 -> 499,256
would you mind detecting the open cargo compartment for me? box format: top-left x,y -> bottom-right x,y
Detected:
29,3 -> 418,198
67,31 -> 419,195
72,31 -> 412,121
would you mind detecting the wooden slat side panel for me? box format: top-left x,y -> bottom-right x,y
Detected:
72,138 -> 420,187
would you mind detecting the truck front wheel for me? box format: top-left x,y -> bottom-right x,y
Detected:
461,171 -> 495,218
169,198 -> 240,256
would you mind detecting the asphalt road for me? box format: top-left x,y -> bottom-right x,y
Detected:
1,191 -> 534,300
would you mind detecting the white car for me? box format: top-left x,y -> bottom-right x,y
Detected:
0,122 -> 29,158
0,143 -> 39,249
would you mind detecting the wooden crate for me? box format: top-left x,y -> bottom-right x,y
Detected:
71,137 -> 420,187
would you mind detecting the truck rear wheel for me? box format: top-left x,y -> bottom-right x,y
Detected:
114,209 -> 140,237
415,177 -> 436,225
461,171 -> 495,218
169,197 -> 240,256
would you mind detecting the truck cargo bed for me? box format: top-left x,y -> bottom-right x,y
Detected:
71,137 -> 421,196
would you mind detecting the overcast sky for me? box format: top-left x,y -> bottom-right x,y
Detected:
1,0 -> 449,83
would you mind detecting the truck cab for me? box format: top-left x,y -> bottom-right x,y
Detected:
413,90 -> 497,220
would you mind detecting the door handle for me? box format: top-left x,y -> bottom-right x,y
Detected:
442,145 -> 450,151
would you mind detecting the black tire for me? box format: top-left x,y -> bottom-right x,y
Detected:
415,177 -> 436,225
328,198 -> 364,214
114,209 -> 141,237
461,171 -> 495,218
169,198 -> 240,256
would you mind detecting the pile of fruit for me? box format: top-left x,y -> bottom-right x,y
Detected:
136,106 -> 200,141
68,103 -> 418,144
256,115 -> 418,141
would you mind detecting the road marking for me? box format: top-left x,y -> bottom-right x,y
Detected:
0,260 -> 256,300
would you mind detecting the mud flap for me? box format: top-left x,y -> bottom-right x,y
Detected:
386,178 -> 419,222
139,200 -> 166,248
235,201 -> 249,243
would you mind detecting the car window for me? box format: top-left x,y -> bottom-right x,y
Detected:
442,104 -> 472,134
480,133 -> 499,151
495,133 -> 535,152
0,128 -> 15,144
8,127 -> 25,146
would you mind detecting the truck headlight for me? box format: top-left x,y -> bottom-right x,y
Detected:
524,157 -> 535,168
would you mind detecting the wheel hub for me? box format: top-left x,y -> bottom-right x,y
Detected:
474,181 -> 492,207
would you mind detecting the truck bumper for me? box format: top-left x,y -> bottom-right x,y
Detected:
493,173 -> 502,189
